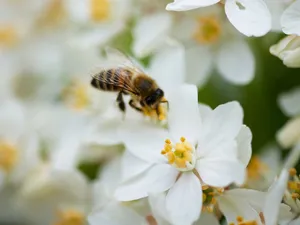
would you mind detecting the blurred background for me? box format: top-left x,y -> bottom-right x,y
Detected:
0,0 -> 300,224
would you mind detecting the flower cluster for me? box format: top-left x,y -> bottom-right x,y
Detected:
0,0 -> 300,225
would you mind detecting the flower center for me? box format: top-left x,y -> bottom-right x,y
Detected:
0,141 -> 18,173
61,80 -> 90,110
52,209 -> 85,225
246,156 -> 269,180
36,0 -> 65,29
90,0 -> 111,22
161,137 -> 196,171
229,216 -> 258,225
287,168 -> 300,200
202,185 -> 224,212
0,26 -> 18,47
193,16 -> 221,44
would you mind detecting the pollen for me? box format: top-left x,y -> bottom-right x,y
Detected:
193,15 -> 221,44
142,104 -> 167,122
61,80 -> 90,110
246,156 -> 269,180
161,137 -> 195,171
0,141 -> 18,173
90,0 -> 110,22
0,26 -> 18,47
201,186 -> 221,213
53,209 -> 85,225
289,168 -> 297,176
229,216 -> 258,225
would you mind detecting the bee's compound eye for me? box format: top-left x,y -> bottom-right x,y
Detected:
145,89 -> 164,106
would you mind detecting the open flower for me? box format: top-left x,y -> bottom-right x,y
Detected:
115,84 -> 248,225
174,6 -> 255,86
166,0 -> 271,37
263,145 -> 300,225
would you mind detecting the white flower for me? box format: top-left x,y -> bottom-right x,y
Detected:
281,0 -> 300,35
16,110 -> 90,225
263,145 -> 300,225
173,6 -> 255,86
132,12 -> 172,58
244,144 -> 281,191
270,35 -> 300,68
276,87 -> 300,148
115,84 -> 248,225
166,0 -> 271,37
0,99 -> 39,188
89,157 -> 158,225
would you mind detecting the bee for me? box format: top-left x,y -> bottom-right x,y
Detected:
90,48 -> 167,118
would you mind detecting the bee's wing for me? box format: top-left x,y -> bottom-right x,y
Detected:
104,47 -> 145,74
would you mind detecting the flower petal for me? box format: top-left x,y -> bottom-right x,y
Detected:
168,84 -> 201,145
185,46 -> 213,88
278,86 -> 300,117
115,164 -> 178,201
121,151 -> 153,182
88,201 -> 146,225
133,13 -> 172,58
281,0 -> 300,35
218,192 -> 261,225
263,169 -> 289,225
197,158 -> 245,186
148,193 -> 172,225
216,40 -> 255,85
118,121 -> 168,163
236,125 -> 252,167
149,43 -> 185,93
276,116 -> 300,149
166,0 -> 220,11
199,101 -> 243,155
166,172 -> 202,225
224,189 -> 266,211
225,0 -> 271,37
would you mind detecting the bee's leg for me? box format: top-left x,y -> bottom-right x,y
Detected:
129,99 -> 142,112
155,105 -> 160,117
116,92 -> 126,113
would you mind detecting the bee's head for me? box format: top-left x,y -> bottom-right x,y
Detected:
145,88 -> 164,107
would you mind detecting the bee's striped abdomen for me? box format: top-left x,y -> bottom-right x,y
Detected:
91,68 -> 127,92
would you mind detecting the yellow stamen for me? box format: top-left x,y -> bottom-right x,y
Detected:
246,156 -> 269,180
91,0 -> 110,22
230,216 -> 258,225
237,216 -> 244,222
61,80 -> 90,110
36,0 -> 65,29
202,193 -> 207,202
161,138 -> 194,169
289,168 -> 297,176
193,15 -> 221,44
292,193 -> 300,199
288,181 -> 300,191
0,26 -> 18,47
53,209 -> 85,225
0,141 -> 18,172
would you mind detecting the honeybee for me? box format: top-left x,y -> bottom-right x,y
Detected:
90,48 -> 167,119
